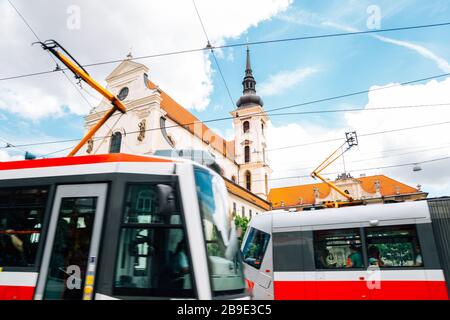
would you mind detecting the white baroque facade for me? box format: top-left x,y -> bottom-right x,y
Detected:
81,50 -> 271,217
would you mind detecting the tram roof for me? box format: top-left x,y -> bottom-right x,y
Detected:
259,201 -> 431,231
0,153 -> 184,180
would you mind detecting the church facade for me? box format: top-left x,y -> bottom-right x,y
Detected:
81,49 -> 271,218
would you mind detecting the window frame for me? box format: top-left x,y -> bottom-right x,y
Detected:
363,224 -> 425,269
243,121 -> 250,133
0,185 -> 52,272
313,227 -> 366,271
245,170 -> 251,191
109,131 -> 122,154
312,225 -> 426,271
112,181 -> 197,299
244,146 -> 250,163
241,227 -> 271,270
193,167 -> 246,298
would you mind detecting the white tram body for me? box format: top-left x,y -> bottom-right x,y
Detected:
0,153 -> 246,300
242,201 -> 449,300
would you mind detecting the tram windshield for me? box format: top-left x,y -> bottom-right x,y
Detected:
194,167 -> 245,296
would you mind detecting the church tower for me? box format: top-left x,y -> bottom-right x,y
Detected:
231,47 -> 272,200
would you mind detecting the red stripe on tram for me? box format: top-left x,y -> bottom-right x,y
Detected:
0,153 -> 174,171
274,280 -> 449,300
0,285 -> 35,300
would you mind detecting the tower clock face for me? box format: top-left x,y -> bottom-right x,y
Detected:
117,87 -> 129,101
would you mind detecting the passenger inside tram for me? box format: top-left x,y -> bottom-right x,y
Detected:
414,244 -> 423,267
368,245 -> 385,267
346,244 -> 363,268
169,239 -> 190,288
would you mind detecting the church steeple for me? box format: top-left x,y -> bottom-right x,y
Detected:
236,47 -> 263,108
243,47 -> 256,94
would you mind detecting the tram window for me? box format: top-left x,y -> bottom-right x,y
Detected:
0,187 -> 49,268
242,227 -> 270,270
114,183 -> 194,298
194,167 -> 246,296
365,225 -> 423,268
314,228 -> 363,269
123,184 -> 181,224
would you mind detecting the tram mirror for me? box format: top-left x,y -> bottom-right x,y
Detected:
156,184 -> 176,215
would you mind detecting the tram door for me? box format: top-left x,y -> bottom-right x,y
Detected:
34,184 -> 108,300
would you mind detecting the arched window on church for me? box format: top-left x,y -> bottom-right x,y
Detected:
109,132 -> 122,153
265,174 -> 268,195
243,121 -> 250,133
244,146 -> 250,163
261,121 -> 265,136
245,171 -> 251,191
231,175 -> 236,183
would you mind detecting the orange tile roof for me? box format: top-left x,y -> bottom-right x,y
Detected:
268,175 -> 420,208
268,182 -> 331,208
224,178 -> 271,211
147,80 -> 235,161
359,175 -> 419,196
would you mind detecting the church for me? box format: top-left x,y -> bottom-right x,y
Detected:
81,48 -> 271,218
81,49 -> 424,217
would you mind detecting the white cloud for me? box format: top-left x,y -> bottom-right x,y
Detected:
280,7 -> 450,74
268,77 -> 450,197
259,67 -> 317,96
320,21 -> 450,73
0,0 -> 292,119
373,35 -> 450,73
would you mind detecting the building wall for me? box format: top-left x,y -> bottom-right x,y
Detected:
231,105 -> 272,199
228,193 -> 264,220
81,59 -> 269,216
318,178 -> 381,203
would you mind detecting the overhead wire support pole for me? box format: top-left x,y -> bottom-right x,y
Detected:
311,131 -> 358,202
35,40 -> 127,157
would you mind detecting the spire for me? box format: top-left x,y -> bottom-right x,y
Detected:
246,46 -> 252,74
236,47 -> 263,108
242,46 -> 256,95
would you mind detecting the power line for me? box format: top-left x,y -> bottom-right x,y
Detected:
274,144 -> 450,173
2,21 -> 450,82
268,119 -> 450,152
2,101 -> 450,151
7,0 -> 94,111
7,1 -> 139,157
77,99 -> 450,143
192,0 -> 235,107
254,154 -> 450,183
269,102 -> 450,117
264,73 -> 450,114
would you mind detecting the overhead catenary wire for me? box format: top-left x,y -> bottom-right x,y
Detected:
7,0 -> 95,112
251,154 -> 450,183
2,104 -> 450,153
2,21 -> 450,82
192,0 -> 235,107
3,4 -> 450,148
271,144 -> 450,174
7,0 -> 140,157
3,99 -> 449,151
3,9 -> 450,154
267,119 -> 450,152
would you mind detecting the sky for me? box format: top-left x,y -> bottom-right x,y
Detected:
1,0 -> 450,197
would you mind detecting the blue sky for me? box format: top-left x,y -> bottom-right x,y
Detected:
1,0 -> 450,196
201,0 -> 450,130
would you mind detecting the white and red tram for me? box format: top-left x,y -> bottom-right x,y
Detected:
0,153 -> 246,300
242,200 -> 450,300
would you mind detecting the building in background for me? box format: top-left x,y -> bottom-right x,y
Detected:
81,49 -> 271,218
268,173 -> 428,211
